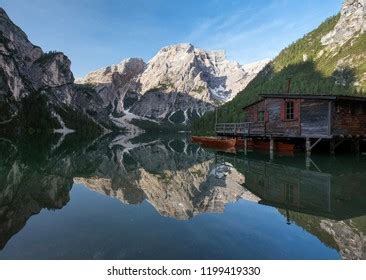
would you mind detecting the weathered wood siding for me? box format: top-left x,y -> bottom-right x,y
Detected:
243,100 -> 266,135
243,100 -> 265,122
242,97 -> 366,138
332,101 -> 366,136
300,100 -> 330,137
265,98 -> 301,137
243,98 -> 302,137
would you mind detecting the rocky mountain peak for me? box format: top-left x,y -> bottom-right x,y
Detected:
139,43 -> 247,103
158,43 -> 194,54
76,57 -> 145,85
242,59 -> 271,75
0,8 -> 115,131
321,0 -> 366,47
75,58 -> 146,116
77,43 -> 268,125
0,8 -> 74,104
0,8 -> 43,69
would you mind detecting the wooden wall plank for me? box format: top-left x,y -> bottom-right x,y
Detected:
300,100 -> 329,137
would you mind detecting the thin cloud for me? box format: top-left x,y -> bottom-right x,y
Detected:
184,1 -> 336,65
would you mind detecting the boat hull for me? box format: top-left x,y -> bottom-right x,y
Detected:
193,136 -> 295,154
191,136 -> 237,149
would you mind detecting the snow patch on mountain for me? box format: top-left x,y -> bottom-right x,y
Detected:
76,43 -> 268,124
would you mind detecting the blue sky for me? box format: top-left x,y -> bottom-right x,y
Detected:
1,0 -> 343,77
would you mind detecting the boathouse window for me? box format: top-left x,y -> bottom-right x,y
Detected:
258,111 -> 265,122
355,103 -> 365,115
347,104 -> 353,115
258,178 -> 264,188
285,183 -> 295,203
285,101 -> 294,120
336,104 -> 341,113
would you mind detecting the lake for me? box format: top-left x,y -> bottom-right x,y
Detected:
0,133 -> 365,259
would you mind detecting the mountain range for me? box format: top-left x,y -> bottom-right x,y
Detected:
0,7 -> 266,133
76,44 -> 268,129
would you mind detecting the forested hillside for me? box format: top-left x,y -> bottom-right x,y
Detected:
192,13 -> 366,133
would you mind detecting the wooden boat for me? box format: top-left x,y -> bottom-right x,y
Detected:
191,136 -> 237,149
191,136 -> 204,144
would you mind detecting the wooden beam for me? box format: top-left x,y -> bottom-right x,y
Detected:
334,139 -> 346,149
354,139 -> 360,154
308,157 -> 322,172
310,138 -> 322,150
330,139 -> 335,155
270,138 -> 274,152
328,101 -> 332,136
305,138 -> 322,156
270,138 -> 274,161
306,138 -> 311,156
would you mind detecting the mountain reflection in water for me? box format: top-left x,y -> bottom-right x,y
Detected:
0,133 -> 365,259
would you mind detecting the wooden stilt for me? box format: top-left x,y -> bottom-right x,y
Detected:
306,156 -> 311,170
306,138 -> 311,156
270,138 -> 274,152
355,139 -> 360,154
306,137 -> 322,156
270,138 -> 274,161
330,139 -> 335,155
244,138 -> 247,155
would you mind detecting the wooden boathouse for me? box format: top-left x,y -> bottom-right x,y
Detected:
215,94 -> 366,155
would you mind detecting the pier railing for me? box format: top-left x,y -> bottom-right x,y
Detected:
215,122 -> 253,135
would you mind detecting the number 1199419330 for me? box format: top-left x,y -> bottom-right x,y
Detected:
200,266 -> 260,276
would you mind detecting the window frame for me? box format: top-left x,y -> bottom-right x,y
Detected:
285,182 -> 296,203
257,111 -> 265,122
336,104 -> 341,113
285,101 -> 295,121
355,103 -> 365,115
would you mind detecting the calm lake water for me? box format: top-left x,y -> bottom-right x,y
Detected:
0,133 -> 365,260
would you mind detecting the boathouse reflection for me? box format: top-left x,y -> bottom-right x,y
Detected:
216,152 -> 366,221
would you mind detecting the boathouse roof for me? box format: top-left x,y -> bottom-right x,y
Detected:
242,94 -> 366,110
